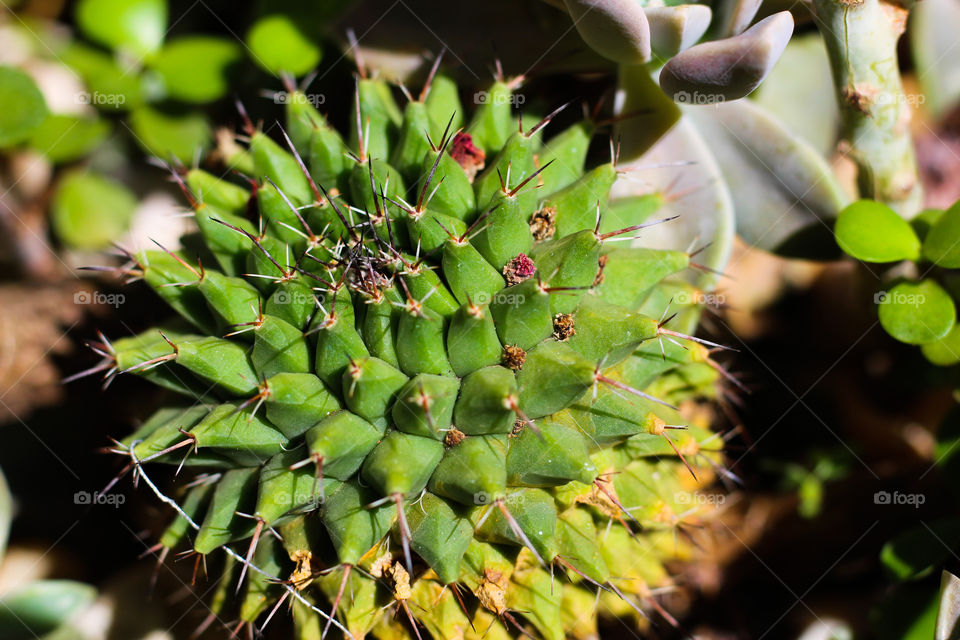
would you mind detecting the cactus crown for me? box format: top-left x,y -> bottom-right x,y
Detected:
91,60 -> 726,639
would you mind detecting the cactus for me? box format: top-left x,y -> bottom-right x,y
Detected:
81,58 -> 731,639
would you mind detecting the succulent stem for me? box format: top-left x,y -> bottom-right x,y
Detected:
812,0 -> 922,214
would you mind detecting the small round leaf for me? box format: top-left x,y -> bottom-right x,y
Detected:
922,324 -> 960,366
923,201 -> 960,267
877,280 -> 956,345
150,36 -> 243,103
60,44 -> 145,111
911,208 -> 944,244
246,14 -> 321,76
0,66 -> 48,148
29,114 -> 110,163
52,170 -> 136,249
76,0 -> 167,57
128,106 -> 211,163
881,518 -> 960,581
835,199 -> 921,262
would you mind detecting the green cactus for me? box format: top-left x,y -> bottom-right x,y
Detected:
85,65 -> 729,639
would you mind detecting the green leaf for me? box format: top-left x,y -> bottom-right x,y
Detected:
922,324 -> 960,366
61,43 -> 145,111
52,170 -> 136,249
29,114 -> 110,163
0,66 -> 48,148
752,33 -> 839,157
128,105 -> 211,162
835,199 -> 921,262
0,580 -> 97,637
878,280 -> 955,345
923,201 -> 960,268
873,582 -> 941,640
881,518 -> 960,581
75,0 -> 167,57
150,36 -> 243,103
912,209 -> 945,244
246,14 -> 321,76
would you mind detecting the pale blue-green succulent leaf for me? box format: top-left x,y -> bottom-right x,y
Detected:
712,0 -> 763,37
613,65 -> 681,159
611,116 -> 735,332
562,0 -> 651,64
646,4 -> 712,60
660,11 -> 794,101
937,571 -> 960,640
752,33 -> 839,157
684,98 -> 848,255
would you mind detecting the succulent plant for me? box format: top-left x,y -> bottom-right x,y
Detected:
83,58 -> 732,638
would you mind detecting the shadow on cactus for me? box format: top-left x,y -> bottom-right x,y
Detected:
75,54 -> 736,639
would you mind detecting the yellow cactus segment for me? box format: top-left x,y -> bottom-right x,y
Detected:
409,579 -> 471,640
319,566 -> 385,639
560,584 -> 600,640
507,549 -> 564,640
